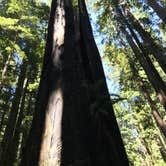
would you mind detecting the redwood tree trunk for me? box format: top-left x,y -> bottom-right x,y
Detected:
118,39 -> 166,138
113,2 -> 166,110
126,11 -> 166,73
79,0 -> 128,165
21,0 -> 128,165
147,0 -> 166,23
7,79 -> 28,165
140,81 -> 166,138
21,0 -> 91,165
120,25 -> 166,111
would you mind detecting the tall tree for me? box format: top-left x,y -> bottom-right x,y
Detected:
6,78 -> 29,165
118,39 -> 166,138
120,24 -> 166,111
125,10 -> 166,74
21,0 -> 128,165
0,61 -> 27,165
111,1 -> 166,111
94,0 -> 166,164
78,0 -> 128,165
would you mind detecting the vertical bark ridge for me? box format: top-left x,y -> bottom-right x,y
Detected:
78,0 -> 129,165
21,0 -> 129,165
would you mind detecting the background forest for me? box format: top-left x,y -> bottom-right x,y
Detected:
0,0 -> 166,165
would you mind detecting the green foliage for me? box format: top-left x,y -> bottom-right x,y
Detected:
93,0 -> 166,165
0,0 -> 165,165
0,0 -> 49,164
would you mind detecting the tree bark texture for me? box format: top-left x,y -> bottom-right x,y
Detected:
21,0 -> 128,166
79,0 -> 128,165
157,136 -> 166,161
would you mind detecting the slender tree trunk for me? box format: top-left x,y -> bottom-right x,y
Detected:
19,91 -> 33,164
137,125 -> 154,165
118,38 -> 166,138
141,137 -> 154,166
120,25 -> 166,110
21,0 -> 129,165
0,54 -> 11,90
157,136 -> 166,161
19,91 -> 36,162
1,54 -> 11,80
124,22 -> 166,110
0,110 -> 6,133
147,0 -> 166,23
113,4 -> 166,111
7,79 -> 28,165
140,81 -> 166,138
126,10 -> 166,73
0,90 -> 12,136
0,61 -> 27,165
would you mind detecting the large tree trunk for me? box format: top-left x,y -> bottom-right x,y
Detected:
126,10 -> 166,73
78,0 -> 128,165
21,0 -> 91,165
147,0 -> 166,23
0,61 -> 27,165
21,0 -> 128,166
